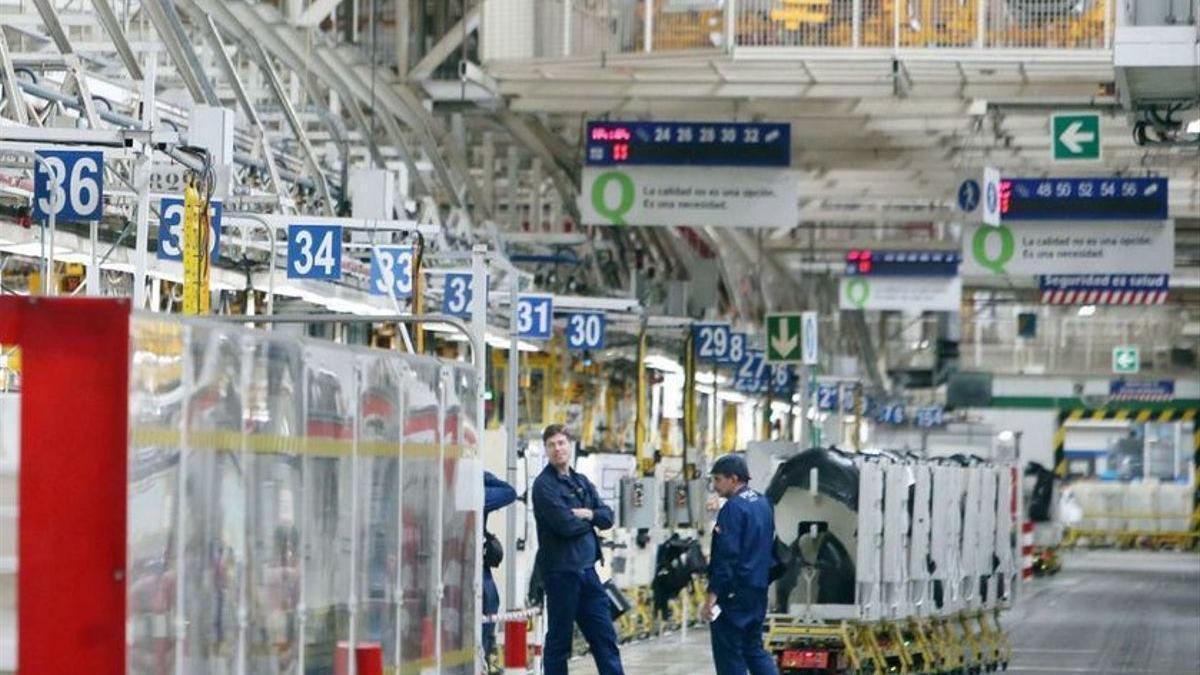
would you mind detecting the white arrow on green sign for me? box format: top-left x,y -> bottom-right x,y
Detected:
1112,346 -> 1139,374
1052,113 -> 1101,162
766,313 -> 803,363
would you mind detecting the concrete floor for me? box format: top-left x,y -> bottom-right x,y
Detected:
569,550 -> 1200,675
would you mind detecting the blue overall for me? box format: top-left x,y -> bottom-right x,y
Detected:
483,471 -> 517,658
532,464 -> 625,675
708,485 -> 779,675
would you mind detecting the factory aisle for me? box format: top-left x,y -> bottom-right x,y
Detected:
1007,550 -> 1200,674
572,550 -> 1200,675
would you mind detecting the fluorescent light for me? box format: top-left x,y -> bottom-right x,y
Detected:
1077,305 -> 1097,317
483,332 -> 540,352
644,354 -> 683,374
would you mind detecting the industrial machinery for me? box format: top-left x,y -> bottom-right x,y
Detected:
760,445 -> 1019,674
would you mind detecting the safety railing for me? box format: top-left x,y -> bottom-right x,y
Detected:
482,0 -> 1114,61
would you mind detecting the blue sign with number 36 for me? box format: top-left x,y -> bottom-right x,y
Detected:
33,150 -> 104,222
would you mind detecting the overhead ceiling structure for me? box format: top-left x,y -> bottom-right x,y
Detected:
0,0 -> 1197,325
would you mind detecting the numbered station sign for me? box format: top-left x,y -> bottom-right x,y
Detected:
157,198 -> 223,261
693,323 -> 731,363
442,272 -> 476,317
915,406 -> 945,428
516,294 -> 553,340
287,224 -> 342,280
33,150 -> 104,222
816,383 -> 840,411
876,404 -> 906,426
369,245 -> 414,298
723,332 -> 747,366
736,350 -> 766,392
771,365 -> 796,396
565,312 -> 606,351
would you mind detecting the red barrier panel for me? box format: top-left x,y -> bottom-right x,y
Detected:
0,298 -> 131,675
504,619 -> 528,669
335,641 -> 384,675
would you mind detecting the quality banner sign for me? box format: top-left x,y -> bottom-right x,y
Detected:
581,166 -> 799,227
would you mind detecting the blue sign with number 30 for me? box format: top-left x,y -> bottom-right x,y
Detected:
565,312 -> 605,351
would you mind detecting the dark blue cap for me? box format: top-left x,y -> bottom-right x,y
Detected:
710,453 -> 749,481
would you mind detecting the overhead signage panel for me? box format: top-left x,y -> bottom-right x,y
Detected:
998,177 -> 1167,222
1038,274 -> 1168,305
582,166 -> 799,228
839,276 -> 962,312
585,121 -> 790,167
1109,379 -> 1173,401
961,221 -> 1174,276
843,250 -> 961,277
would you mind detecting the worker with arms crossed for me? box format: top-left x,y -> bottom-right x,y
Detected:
531,423 -> 626,675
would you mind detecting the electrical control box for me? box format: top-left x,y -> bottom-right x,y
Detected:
187,104 -> 235,199
619,477 -> 658,529
665,479 -> 706,528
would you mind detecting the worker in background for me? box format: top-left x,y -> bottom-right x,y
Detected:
704,453 -> 780,675
532,424 -> 625,675
483,470 -> 517,672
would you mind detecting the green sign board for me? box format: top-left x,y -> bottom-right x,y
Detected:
766,313 -> 802,363
1052,113 -> 1101,162
1112,346 -> 1139,374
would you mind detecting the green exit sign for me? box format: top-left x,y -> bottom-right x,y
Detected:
1112,346 -> 1139,374
1052,113 -> 1101,162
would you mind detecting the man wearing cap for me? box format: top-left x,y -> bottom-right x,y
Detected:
705,453 -> 779,675
531,424 -> 625,675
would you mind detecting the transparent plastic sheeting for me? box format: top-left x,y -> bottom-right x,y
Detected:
127,315 -> 480,675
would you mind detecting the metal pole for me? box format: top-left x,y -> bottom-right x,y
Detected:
504,272 -> 520,609
562,0 -> 572,57
87,220 -> 99,295
470,245 -> 488,675
644,0 -> 653,53
132,55 -> 155,309
46,199 -> 56,296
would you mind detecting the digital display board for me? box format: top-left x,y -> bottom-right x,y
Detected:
998,177 -> 1167,221
585,121 -> 790,167
844,250 -> 961,277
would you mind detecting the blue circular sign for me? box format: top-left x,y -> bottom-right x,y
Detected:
957,179 -> 980,212
985,181 -> 998,214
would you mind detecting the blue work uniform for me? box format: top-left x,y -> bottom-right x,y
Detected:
708,485 -> 779,675
532,464 -> 625,675
483,471 -> 517,658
